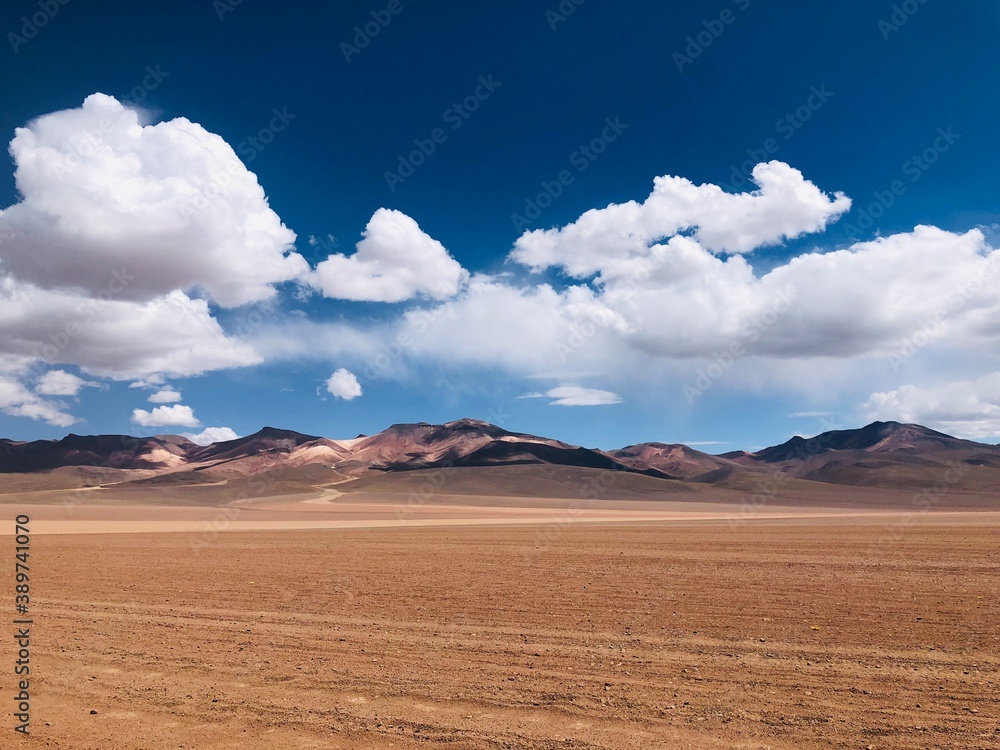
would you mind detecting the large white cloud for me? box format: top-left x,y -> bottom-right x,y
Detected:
602,225 -> 1000,360
0,280 -> 262,380
3,113 -> 997,446
0,95 -> 305,429
0,93 -> 307,307
864,374 -> 1000,440
389,276 -> 632,376
760,225 -> 1000,357
510,161 -> 851,280
389,225 -> 1000,376
310,208 -> 468,302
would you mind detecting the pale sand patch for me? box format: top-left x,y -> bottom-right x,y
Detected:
0,502 -> 992,535
301,488 -> 344,504
2,514 -> 763,535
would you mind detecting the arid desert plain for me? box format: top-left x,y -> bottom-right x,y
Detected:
1,467 -> 997,749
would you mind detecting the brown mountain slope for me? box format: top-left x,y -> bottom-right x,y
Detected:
0,433 -> 195,473
751,421 -> 985,461
339,464 -> 707,502
603,442 -> 762,482
1,419 -> 998,497
745,421 -> 1000,491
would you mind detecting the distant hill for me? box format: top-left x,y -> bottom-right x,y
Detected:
741,421 -> 1000,491
0,433 -> 195,473
602,442 -> 760,482
751,421 -> 984,462
1,419 -> 998,498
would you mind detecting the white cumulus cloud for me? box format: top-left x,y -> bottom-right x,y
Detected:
399,225 -> 1000,377
0,383 -> 75,428
0,282 -> 262,380
325,368 -> 363,400
0,93 -> 307,307
510,161 -> 851,279
0,356 -> 78,427
0,96 -> 305,430
182,426 -> 240,445
131,404 -> 201,428
310,208 -> 468,302
148,388 -> 182,403
35,369 -> 97,396
864,374 -> 1000,440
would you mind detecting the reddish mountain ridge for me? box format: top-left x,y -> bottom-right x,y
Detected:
602,442 -> 758,482
0,418 -> 676,482
1,419 -> 998,494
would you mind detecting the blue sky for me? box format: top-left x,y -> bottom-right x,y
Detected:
1,0 -> 999,450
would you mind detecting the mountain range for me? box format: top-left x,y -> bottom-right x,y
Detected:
1,419 -> 998,501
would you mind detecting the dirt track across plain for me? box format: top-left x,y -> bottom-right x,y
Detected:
5,512 -> 998,748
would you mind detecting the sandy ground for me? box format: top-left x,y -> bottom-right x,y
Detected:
0,494 -> 984,535
0,504 -> 997,749
0,503 -> 943,535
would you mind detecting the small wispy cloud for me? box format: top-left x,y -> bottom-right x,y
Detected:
518,385 -> 623,407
